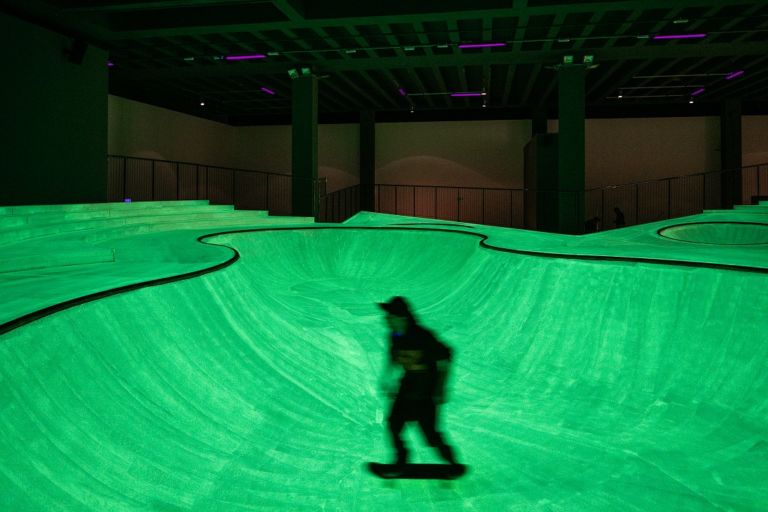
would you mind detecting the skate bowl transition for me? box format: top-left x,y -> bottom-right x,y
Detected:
1,226 -> 767,511
659,221 -> 768,245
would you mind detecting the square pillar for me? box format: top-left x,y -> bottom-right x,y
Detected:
291,73 -> 318,217
360,110 -> 376,212
720,98 -> 742,208
557,64 -> 586,234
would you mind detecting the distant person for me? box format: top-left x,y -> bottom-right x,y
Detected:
585,216 -> 601,233
614,207 -> 626,228
377,296 -> 460,473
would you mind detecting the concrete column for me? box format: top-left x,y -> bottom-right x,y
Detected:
291,73 -> 318,217
720,98 -> 742,207
359,110 -> 376,212
557,64 -> 586,234
532,110 -> 548,136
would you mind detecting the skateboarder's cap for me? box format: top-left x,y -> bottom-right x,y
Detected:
378,296 -> 412,317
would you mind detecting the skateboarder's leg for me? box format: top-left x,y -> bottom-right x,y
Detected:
417,403 -> 458,465
387,398 -> 409,465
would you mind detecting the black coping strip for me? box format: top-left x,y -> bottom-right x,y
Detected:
2,225 -> 766,337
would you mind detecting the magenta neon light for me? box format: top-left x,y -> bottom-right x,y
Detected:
225,54 -> 267,61
725,70 -> 745,80
261,87 -> 276,95
451,92 -> 485,97
653,33 -> 707,40
458,42 -> 507,49
691,88 -> 705,96
398,88 -> 407,96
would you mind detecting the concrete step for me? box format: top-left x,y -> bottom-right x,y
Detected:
0,217 -> 28,229
733,205 -> 768,211
21,205 -> 240,225
703,209 -> 768,215
0,200 -> 210,216
0,245 -> 115,274
0,210 -> 271,245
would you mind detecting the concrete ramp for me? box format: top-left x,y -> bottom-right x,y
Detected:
1,227 -> 766,511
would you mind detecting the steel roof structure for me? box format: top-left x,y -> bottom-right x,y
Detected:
3,0 -> 768,124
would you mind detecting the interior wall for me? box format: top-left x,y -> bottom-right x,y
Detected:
108,96 -> 234,166
743,116 -> 768,167
549,117 -> 722,189
107,95 -> 768,198
229,123 -> 359,193
1,12 -> 107,206
376,120 -> 530,189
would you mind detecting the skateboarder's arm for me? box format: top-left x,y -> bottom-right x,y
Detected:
380,359 -> 399,396
434,359 -> 449,404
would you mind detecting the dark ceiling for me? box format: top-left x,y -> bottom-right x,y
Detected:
3,0 -> 768,124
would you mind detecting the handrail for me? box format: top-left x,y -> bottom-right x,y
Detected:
319,162 -> 768,227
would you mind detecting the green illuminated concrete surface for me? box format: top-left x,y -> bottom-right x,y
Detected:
1,204 -> 767,511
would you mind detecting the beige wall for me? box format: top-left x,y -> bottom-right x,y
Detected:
108,96 -> 234,165
584,117 -> 721,189
109,95 -> 768,195
744,116 -> 768,167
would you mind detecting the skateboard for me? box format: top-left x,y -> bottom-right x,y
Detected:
367,462 -> 467,480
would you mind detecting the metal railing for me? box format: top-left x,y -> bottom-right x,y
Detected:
107,155 -> 325,216
317,163 -> 768,228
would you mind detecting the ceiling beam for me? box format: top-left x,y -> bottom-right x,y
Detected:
114,39 -> 768,85
92,0 -> 745,39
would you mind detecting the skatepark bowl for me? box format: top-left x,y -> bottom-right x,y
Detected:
1,201 -> 767,511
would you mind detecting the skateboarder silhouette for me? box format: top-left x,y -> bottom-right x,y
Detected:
370,296 -> 464,479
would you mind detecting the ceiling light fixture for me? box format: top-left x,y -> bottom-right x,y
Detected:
107,61 -> 114,68
261,87 -> 276,95
653,33 -> 707,40
691,88 -> 706,96
458,42 -> 507,49
404,46 -> 416,51
398,88 -> 407,96
673,19 -> 690,24
183,57 -> 195,62
725,70 -> 745,80
451,92 -> 487,97
225,54 -> 267,61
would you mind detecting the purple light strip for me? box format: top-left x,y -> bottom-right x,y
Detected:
261,87 -> 276,95
458,42 -> 507,49
653,33 -> 707,40
725,70 -> 745,80
225,54 -> 267,61
107,61 -> 114,68
451,92 -> 485,97
398,88 -> 407,96
691,88 -> 705,97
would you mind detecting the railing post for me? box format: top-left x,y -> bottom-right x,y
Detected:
635,184 -> 639,225
667,178 -> 672,219
232,170 -> 236,208
176,162 -> 180,200
482,188 -> 485,224
196,164 -> 200,200
122,156 -> 127,201
413,186 -> 416,216
151,159 -> 156,200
